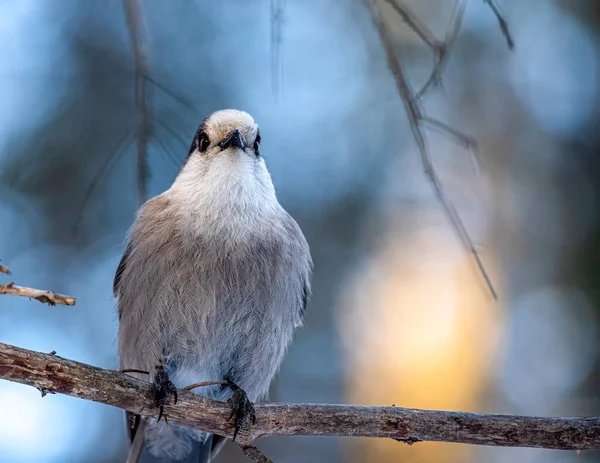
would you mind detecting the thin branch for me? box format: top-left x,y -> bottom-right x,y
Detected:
0,263 -> 10,275
366,0 -> 497,299
422,117 -> 477,150
73,131 -> 133,231
383,0 -> 441,50
484,0 -> 515,50
152,132 -> 183,171
1,342 -> 599,455
0,283 -> 75,306
123,0 -> 151,206
416,0 -> 467,99
157,105 -> 197,143
145,75 -> 195,111
155,116 -> 190,151
270,0 -> 285,101
421,116 -> 481,175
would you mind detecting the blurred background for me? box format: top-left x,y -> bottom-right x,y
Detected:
1,0 -> 599,462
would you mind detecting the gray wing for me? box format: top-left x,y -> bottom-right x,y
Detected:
301,280 -> 310,319
113,241 -> 133,321
283,212 -> 312,323
114,242 -> 132,298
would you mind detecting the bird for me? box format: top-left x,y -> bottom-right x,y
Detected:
113,109 -> 312,462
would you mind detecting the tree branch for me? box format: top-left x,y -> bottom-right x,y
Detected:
270,0 -> 285,101
0,263 -> 10,275
416,0 -> 467,99
383,0 -> 441,50
484,0 -> 515,50
1,341 -> 599,461
123,0 -> 151,206
365,0 -> 498,299
0,282 -> 75,306
421,116 -> 481,174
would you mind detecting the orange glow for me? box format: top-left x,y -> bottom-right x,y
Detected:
338,221 -> 502,463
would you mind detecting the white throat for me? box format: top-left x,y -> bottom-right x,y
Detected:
167,153 -> 281,238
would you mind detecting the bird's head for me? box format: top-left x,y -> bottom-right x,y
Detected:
170,109 -> 277,213
187,109 -> 261,162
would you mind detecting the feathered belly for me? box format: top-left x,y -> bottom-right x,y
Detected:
118,220 -> 301,403
142,242 -> 293,401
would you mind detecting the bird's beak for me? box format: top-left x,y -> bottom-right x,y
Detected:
219,129 -> 245,151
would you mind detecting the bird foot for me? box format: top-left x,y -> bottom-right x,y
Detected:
153,365 -> 177,422
226,380 -> 256,441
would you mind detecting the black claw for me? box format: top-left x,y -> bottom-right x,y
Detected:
153,365 -> 177,422
226,380 -> 255,442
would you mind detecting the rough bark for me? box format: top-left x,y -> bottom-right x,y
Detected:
0,341 -> 599,452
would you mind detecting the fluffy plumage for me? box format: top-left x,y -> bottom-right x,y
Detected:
114,109 -> 312,461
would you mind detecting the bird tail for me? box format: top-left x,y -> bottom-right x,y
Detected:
125,412 -> 227,463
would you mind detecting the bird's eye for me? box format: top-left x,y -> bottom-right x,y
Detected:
253,133 -> 261,154
198,132 -> 210,152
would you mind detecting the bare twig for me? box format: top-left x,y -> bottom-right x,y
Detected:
153,133 -> 182,170
0,283 -> 75,306
73,131 -> 133,230
1,342 -> 599,457
416,0 -> 467,99
484,0 -> 515,50
145,75 -> 195,110
366,0 -> 497,299
123,0 -> 151,206
155,120 -> 188,157
422,117 -> 477,150
383,0 -> 441,50
270,0 -> 285,101
0,264 -> 10,275
382,0 -> 467,99
421,116 -> 481,175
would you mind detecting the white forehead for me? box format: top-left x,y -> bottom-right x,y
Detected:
205,109 -> 257,131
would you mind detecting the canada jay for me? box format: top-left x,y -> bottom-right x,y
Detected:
113,109 -> 312,462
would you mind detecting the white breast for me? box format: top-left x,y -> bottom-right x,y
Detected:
167,153 -> 282,239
